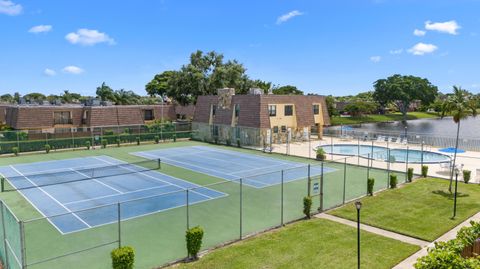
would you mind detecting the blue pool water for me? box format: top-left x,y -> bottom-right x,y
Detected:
319,144 -> 451,163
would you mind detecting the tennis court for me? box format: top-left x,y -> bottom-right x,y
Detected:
0,155 -> 226,234
131,145 -> 335,188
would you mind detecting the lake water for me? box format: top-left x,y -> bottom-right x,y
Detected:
328,116 -> 480,139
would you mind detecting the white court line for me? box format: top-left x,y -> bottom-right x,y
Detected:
69,168 -> 124,194
134,151 -> 269,188
9,165 -> 92,228
64,184 -> 172,206
94,156 -> 219,200
193,146 -> 295,165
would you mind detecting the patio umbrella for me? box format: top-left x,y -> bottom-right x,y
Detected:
439,147 -> 466,154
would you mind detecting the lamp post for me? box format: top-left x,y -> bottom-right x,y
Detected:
404,126 -> 408,140
355,201 -> 362,269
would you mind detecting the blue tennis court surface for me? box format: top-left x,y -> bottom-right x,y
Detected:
0,155 -> 226,234
131,146 -> 335,188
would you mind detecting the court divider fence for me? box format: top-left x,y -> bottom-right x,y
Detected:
0,147 -> 417,269
0,122 -> 192,155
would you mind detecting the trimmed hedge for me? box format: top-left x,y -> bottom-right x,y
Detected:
421,165 -> 429,177
367,177 -> 375,196
389,174 -> 398,189
407,168 -> 414,182
463,170 -> 471,184
186,226 -> 204,260
111,246 -> 135,269
303,196 -> 312,219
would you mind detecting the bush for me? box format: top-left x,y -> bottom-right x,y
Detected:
173,134 -> 176,142
102,139 -> 107,149
154,136 -> 159,144
116,138 -> 121,147
407,168 -> 414,182
136,137 -> 140,145
186,226 -> 204,260
111,246 -> 135,269
315,147 -> 326,161
226,139 -> 231,146
367,177 -> 375,196
237,139 -> 241,148
214,137 -> 218,144
45,144 -> 51,154
421,165 -> 428,177
12,147 -> 19,156
463,170 -> 471,184
85,140 -> 91,150
389,174 -> 398,189
303,196 -> 312,219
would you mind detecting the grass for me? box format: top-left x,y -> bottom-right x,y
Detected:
330,111 -> 439,125
329,177 -> 480,241
172,218 -> 419,269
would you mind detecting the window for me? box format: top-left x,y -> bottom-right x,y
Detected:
212,105 -> 217,116
284,105 -> 293,116
234,104 -> 240,117
54,111 -> 72,124
273,126 -> 279,133
143,109 -> 154,121
313,104 -> 320,115
281,126 -> 287,133
268,105 -> 276,117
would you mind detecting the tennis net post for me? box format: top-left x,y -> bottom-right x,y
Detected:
158,159 -> 161,169
1,176 -> 4,192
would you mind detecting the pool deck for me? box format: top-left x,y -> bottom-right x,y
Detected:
267,136 -> 480,183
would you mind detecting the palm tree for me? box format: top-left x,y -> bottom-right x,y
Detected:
441,86 -> 478,192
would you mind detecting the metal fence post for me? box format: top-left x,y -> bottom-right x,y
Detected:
307,164 -> 311,197
342,158 -> 347,204
117,203 -> 121,248
330,136 -> 333,160
281,170 -> 284,226
357,138 -> 360,165
367,153 -> 371,180
239,178 -> 243,240
0,202 -> 9,268
20,221 -> 26,269
186,189 -> 190,230
421,141 -> 424,167
319,161 -> 324,211
405,146 -> 409,183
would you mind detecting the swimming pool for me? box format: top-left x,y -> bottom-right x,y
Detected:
319,144 -> 451,163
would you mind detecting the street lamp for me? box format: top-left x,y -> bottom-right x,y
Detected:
355,201 -> 362,269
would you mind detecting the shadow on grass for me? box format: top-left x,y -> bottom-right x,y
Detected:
432,189 -> 469,199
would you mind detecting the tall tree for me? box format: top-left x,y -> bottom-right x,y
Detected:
441,86 -> 478,192
272,85 -> 304,95
24,92 -> 46,103
145,71 -> 175,97
252,80 -> 272,94
373,75 -> 438,121
0,94 -> 13,103
96,82 -> 115,102
113,89 -> 140,105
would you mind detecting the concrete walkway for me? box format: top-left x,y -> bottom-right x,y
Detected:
316,213 -> 430,247
392,211 -> 480,269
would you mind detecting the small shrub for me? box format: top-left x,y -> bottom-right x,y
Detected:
389,174 -> 398,189
136,137 -> 140,145
421,165 -> 429,177
236,139 -> 241,148
367,177 -> 375,196
111,246 -> 135,269
116,138 -> 121,147
214,137 -> 218,144
186,226 -> 204,260
154,136 -> 159,144
315,147 -> 326,161
102,139 -> 107,149
173,134 -> 177,142
45,144 -> 51,154
85,140 -> 91,150
12,147 -> 19,156
303,196 -> 312,219
226,139 -> 231,146
407,168 -> 414,182
463,170 -> 471,184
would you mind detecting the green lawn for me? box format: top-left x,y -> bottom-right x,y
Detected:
173,218 -> 419,269
330,112 -> 439,125
330,177 -> 480,241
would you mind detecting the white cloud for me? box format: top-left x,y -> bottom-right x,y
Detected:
276,10 -> 303,25
389,49 -> 403,55
0,0 -> 22,15
43,68 -> 56,76
370,56 -> 381,63
29,25 -> 52,34
65,29 -> 115,46
408,42 -> 438,55
425,20 -> 460,35
62,66 -> 84,74
413,29 -> 426,36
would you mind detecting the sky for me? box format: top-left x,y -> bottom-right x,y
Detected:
1,0 -> 480,96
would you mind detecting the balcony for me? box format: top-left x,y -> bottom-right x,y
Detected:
54,118 -> 73,125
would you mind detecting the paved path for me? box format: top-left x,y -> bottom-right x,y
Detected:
316,213 -> 430,247
392,211 -> 480,269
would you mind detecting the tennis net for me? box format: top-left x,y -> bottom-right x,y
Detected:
0,159 -> 161,192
